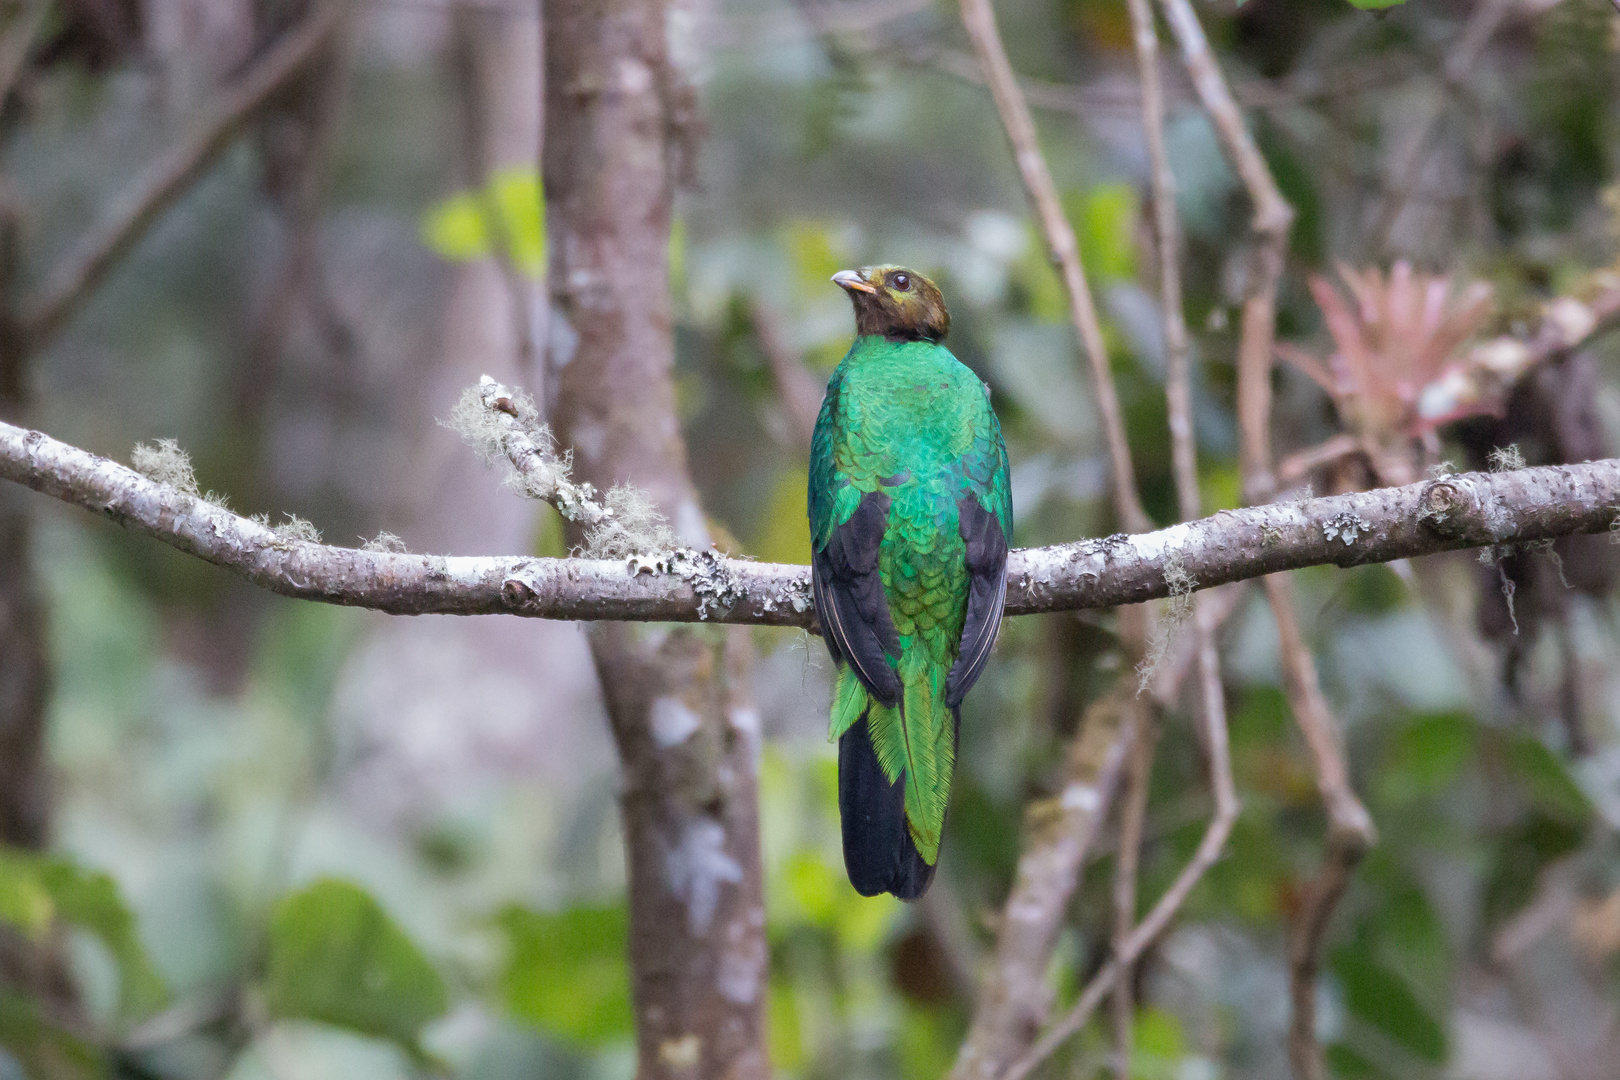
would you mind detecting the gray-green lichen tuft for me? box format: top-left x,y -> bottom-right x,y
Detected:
362,531 -> 408,553
131,438 -> 200,497
586,484 -> 676,559
1489,444 -> 1525,472
1137,552 -> 1196,693
272,514 -> 322,544
448,376 -> 674,559
444,379 -> 594,513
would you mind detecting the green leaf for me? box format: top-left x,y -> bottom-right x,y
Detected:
0,988 -> 106,1080
420,168 -> 545,277
0,850 -> 54,941
497,904 -> 632,1046
0,849 -> 166,1021
1331,947 -> 1447,1063
1324,1041 -> 1389,1079
265,879 -> 448,1047
1381,713 -> 1474,803
1064,182 -> 1138,282
1503,734 -> 1592,823
37,861 -> 167,1020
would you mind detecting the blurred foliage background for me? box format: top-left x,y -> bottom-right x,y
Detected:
4,0 -> 1620,1078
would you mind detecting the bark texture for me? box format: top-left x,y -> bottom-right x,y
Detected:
542,2 -> 769,1078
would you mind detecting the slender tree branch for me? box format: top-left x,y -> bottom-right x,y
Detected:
1111,708 -> 1157,1080
1157,5 -> 1376,1078
750,299 -> 825,452
951,677 -> 1142,1080
1365,0 -> 1516,256
1120,5 -> 1239,1071
450,5 -> 543,389
5,418 -> 1620,625
953,5 -> 1157,1069
1004,659 -> 1238,1080
1158,0 -> 1292,503
1278,434 -> 1363,486
0,0 -> 49,113
1130,0 -> 1194,527
17,2 -> 342,349
959,0 -> 1148,533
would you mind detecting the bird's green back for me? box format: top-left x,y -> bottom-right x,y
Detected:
810,334 -> 1010,861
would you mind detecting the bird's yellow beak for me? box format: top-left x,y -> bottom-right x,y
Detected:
832,269 -> 877,294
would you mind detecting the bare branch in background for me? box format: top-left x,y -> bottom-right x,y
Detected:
1119,3 -> 1241,1071
959,0 -> 1148,535
951,674 -> 1142,1080
450,4 -> 543,389
1111,707 -> 1157,1079
1006,666 -> 1237,1080
542,1 -> 767,1074
751,299 -> 825,452
1158,0 -> 1292,503
17,2 -> 342,350
0,0 -> 50,111
952,1 -> 1161,1071
1158,2 -> 1376,1076
1366,0 -> 1518,256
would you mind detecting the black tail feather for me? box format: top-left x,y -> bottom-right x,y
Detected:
838,711 -> 946,900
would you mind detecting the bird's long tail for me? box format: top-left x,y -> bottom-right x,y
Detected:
830,661 -> 958,900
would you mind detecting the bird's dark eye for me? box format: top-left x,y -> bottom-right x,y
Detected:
891,272 -> 911,291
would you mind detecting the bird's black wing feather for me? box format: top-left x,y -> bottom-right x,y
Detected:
945,494 -> 1009,708
812,489 -> 903,706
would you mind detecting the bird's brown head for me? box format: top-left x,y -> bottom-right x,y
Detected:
832,265 -> 950,342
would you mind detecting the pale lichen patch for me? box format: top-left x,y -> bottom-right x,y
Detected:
1323,511 -> 1370,545
1489,444 -> 1526,472
1137,552 -> 1196,692
361,531 -> 407,553
665,818 -> 743,936
130,438 -> 199,496
659,1035 -> 701,1069
271,514 -> 322,545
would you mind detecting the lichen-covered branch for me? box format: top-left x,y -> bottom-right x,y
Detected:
5,418 -> 1620,627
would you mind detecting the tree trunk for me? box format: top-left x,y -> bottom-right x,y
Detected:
0,198 -> 47,852
542,2 -> 768,1078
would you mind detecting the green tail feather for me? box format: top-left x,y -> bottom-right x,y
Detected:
830,667 -> 868,742
829,658 -> 955,864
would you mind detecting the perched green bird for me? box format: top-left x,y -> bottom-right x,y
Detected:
810,265 -> 1012,899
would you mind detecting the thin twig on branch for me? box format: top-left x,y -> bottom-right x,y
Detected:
1158,2 -> 1377,1075
0,0 -> 50,113
959,0 -> 1147,534
17,2 -> 342,349
950,676 -> 1142,1080
4,418 -> 1619,625
1365,0 -> 1516,256
952,1 -> 1156,1072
